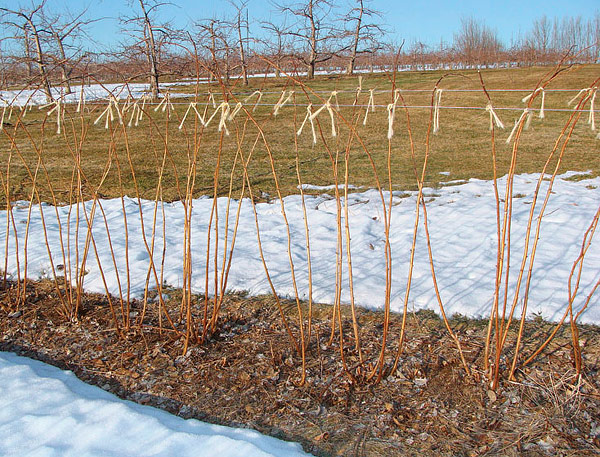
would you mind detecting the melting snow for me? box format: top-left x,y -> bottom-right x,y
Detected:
0,352 -> 313,456
0,172 -> 598,323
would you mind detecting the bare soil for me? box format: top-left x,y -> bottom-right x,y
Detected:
1,281 -> 600,456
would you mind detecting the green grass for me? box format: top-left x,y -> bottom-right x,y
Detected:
1,64 -> 599,203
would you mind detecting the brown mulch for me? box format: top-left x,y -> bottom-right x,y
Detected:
1,280 -> 600,456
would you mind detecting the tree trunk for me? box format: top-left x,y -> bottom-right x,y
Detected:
275,35 -> 283,77
208,22 -> 218,82
0,48 -> 5,89
139,0 -> 160,99
54,32 -> 72,94
346,0 -> 363,75
236,12 -> 248,86
346,57 -> 355,75
144,34 -> 159,99
307,0 -> 316,79
23,26 -> 33,78
147,40 -> 159,99
308,59 -> 315,79
28,19 -> 52,102
224,46 -> 231,85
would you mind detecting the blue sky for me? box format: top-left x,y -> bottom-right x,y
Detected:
23,0 -> 600,51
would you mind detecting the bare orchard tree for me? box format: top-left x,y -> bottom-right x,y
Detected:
122,0 -> 174,99
196,19 -> 218,81
260,18 -> 291,77
343,0 -> 384,75
23,21 -> 34,77
42,7 -> 99,95
0,1 -> 53,101
197,18 -> 236,84
228,0 -> 250,85
275,0 -> 343,79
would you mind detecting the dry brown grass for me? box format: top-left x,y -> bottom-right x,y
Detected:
1,64 -> 599,203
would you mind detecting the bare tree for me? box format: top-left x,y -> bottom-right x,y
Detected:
228,0 -> 250,85
260,18 -> 291,77
50,24 -> 73,93
23,22 -> 34,77
276,0 -> 343,79
1,1 -> 53,101
343,0 -> 384,75
42,7 -> 99,95
122,0 -> 174,99
197,18 -> 236,84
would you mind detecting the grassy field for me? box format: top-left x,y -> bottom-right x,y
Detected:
1,64 -> 599,203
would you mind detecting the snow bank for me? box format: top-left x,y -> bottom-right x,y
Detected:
0,82 -> 190,107
0,352 -> 313,457
0,172 -> 598,323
